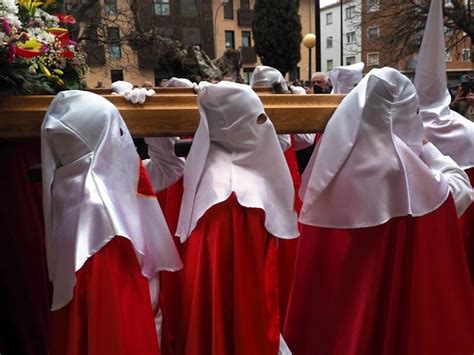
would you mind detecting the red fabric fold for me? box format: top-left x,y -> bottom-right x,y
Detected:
174,194 -> 280,355
50,236 -> 161,355
156,177 -> 184,355
285,197 -> 474,355
0,141 -> 50,355
278,138 -> 302,327
459,168 -> 474,284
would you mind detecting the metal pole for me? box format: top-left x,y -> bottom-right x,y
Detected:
340,0 -> 343,66
308,47 -> 312,81
315,0 -> 321,72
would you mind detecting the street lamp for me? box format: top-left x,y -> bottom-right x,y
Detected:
303,33 -> 316,81
214,0 -> 230,58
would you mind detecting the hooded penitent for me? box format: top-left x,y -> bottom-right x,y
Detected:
41,90 -> 182,311
329,62 -> 365,94
176,81 -> 298,240
414,0 -> 474,171
300,67 -> 453,228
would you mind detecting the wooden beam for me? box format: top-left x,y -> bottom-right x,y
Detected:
0,92 -> 344,140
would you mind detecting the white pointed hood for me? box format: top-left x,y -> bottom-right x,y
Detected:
414,0 -> 474,170
329,62 -> 365,94
41,91 -> 182,310
176,81 -> 298,241
250,65 -> 289,91
164,77 -> 194,88
300,67 -> 450,228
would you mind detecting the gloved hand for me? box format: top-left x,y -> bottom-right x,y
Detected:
123,87 -> 156,104
111,81 -> 155,104
111,80 -> 133,95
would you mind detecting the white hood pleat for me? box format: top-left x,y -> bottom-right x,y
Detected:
300,68 -> 450,228
176,81 -> 298,241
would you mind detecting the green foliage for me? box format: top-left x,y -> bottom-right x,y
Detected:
252,0 -> 302,76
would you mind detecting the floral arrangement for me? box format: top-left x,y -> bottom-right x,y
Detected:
0,0 -> 88,94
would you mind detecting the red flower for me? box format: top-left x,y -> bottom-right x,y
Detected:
48,28 -> 70,47
15,46 -> 41,58
59,50 -> 75,58
55,14 -> 76,25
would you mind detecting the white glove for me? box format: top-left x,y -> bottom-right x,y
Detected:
111,80 -> 133,95
123,88 -> 155,104
290,85 -> 307,95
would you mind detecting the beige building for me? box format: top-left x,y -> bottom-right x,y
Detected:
211,0 -> 318,83
83,0 -> 320,87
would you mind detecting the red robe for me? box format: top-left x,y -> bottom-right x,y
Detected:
50,161 -> 164,355
50,237 -> 161,355
0,141 -> 50,355
174,194 -> 280,355
156,177 -> 184,355
284,197 -> 474,355
459,168 -> 474,284
279,141 -> 302,325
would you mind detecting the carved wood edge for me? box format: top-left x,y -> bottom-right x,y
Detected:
0,93 -> 345,139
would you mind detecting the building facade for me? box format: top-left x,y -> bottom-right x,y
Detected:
82,0 -> 322,87
360,0 -> 472,83
320,0 -> 362,74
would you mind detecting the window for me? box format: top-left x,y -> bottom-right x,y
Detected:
346,56 -> 356,65
181,0 -> 198,16
367,52 -> 379,66
240,0 -> 249,9
444,25 -> 454,36
445,49 -> 452,62
84,25 -> 98,42
326,12 -> 333,24
346,31 -> 356,44
345,5 -> 355,19
326,36 -> 333,49
368,26 -> 379,40
104,0 -> 117,15
243,67 -> 254,84
111,69 -> 123,83
107,27 -> 121,59
367,0 -> 379,12
224,0 -> 233,19
462,49 -> 471,62
154,0 -> 170,16
225,30 -> 235,49
327,59 -> 333,71
242,31 -> 251,47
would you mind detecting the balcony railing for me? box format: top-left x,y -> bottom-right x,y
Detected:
238,8 -> 253,27
84,45 -> 106,65
241,46 -> 257,64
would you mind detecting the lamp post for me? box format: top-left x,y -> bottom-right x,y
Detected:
214,0 -> 230,58
303,33 -> 316,81
315,0 -> 321,72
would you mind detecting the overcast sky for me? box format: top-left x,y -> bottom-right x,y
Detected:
320,0 -> 338,8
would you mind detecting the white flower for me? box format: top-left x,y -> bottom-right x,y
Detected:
0,0 -> 18,14
27,27 -> 56,44
0,0 -> 22,28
